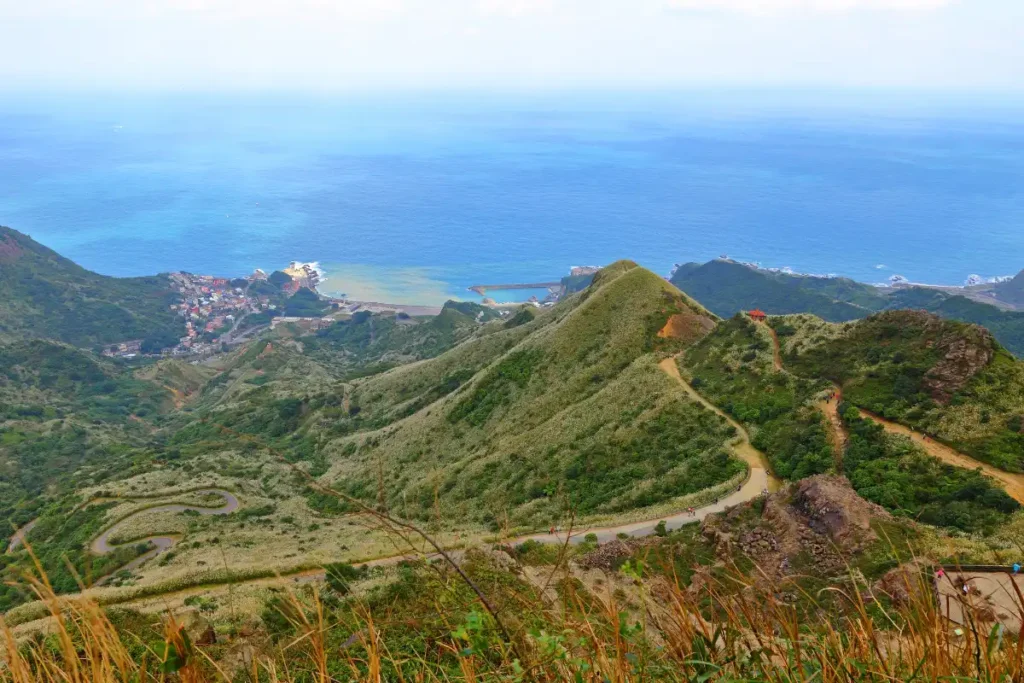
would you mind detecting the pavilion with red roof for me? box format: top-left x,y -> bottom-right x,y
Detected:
748,309 -> 767,322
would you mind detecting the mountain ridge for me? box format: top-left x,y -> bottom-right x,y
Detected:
0,226 -> 184,350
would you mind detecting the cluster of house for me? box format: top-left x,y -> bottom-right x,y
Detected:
102,339 -> 143,359
165,272 -> 272,355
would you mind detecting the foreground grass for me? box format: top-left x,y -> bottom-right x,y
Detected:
4,542 -> 1023,682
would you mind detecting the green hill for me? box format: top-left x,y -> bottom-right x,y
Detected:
319,261 -> 737,529
994,269 -> 1024,307
187,262 -> 739,530
0,339 -> 175,564
0,226 -> 184,350
670,259 -> 1024,356
301,300 -> 504,378
670,260 -> 880,322
781,310 -> 1024,473
681,312 -> 1020,533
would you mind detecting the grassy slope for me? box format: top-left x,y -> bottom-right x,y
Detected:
0,226 -> 184,349
0,341 -> 192,608
302,301 -> 503,379
318,261 -> 742,529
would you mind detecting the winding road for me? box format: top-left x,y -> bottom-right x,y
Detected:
23,354 -> 788,604
89,490 -> 239,584
516,358 -> 781,545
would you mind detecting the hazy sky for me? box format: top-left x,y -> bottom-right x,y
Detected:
1,0 -> 1020,91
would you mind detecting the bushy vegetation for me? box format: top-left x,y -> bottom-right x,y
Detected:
303,301 -> 497,374
683,314 -> 1021,532
448,349 -> 542,426
841,407 -> 1019,533
282,287 -> 328,316
683,315 -> 833,479
0,502 -> 149,611
0,226 -> 184,349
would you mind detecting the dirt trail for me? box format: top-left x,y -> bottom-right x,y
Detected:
858,410 -> 1024,505
766,325 -> 783,371
763,323 -> 846,469
89,490 -> 240,585
818,390 -> 848,471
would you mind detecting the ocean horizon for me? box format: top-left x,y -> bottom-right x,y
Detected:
2,90 -> 1022,305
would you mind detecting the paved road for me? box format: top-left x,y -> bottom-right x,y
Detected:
514,358 -> 780,546
937,570 -> 1024,634
62,360 -> 784,601
89,490 -> 239,584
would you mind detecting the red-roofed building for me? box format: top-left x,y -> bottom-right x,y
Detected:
748,309 -> 767,322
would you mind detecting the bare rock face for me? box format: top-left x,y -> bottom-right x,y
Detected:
791,475 -> 891,553
923,326 -> 996,404
701,475 -> 891,581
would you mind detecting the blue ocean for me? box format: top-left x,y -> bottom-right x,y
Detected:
1,91 -> 1022,304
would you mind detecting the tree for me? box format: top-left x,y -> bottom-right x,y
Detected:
268,270 -> 293,288
324,562 -> 364,596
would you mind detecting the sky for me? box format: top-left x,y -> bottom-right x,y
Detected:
0,0 -> 1021,91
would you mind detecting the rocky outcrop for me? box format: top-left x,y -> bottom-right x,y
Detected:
923,325 -> 996,404
791,474 -> 890,552
701,475 -> 890,580
873,561 -> 931,607
576,538 -> 657,571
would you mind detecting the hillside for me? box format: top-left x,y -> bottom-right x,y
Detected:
670,259 -> 880,322
302,300 -> 503,377
166,262 -> 739,531
323,262 -> 743,527
781,311 -> 1024,474
0,226 -> 184,349
681,313 -> 1020,533
671,259 -> 1024,355
4,259 -> 1024,681
994,269 -> 1024,307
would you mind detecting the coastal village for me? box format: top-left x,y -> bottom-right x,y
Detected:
102,262 -> 597,360
102,261 -> 328,359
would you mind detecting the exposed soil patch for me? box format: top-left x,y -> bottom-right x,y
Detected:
657,313 -> 715,344
0,234 -> 24,263
817,389 -> 848,471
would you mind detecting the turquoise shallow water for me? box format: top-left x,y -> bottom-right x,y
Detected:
1,91 -> 1022,304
